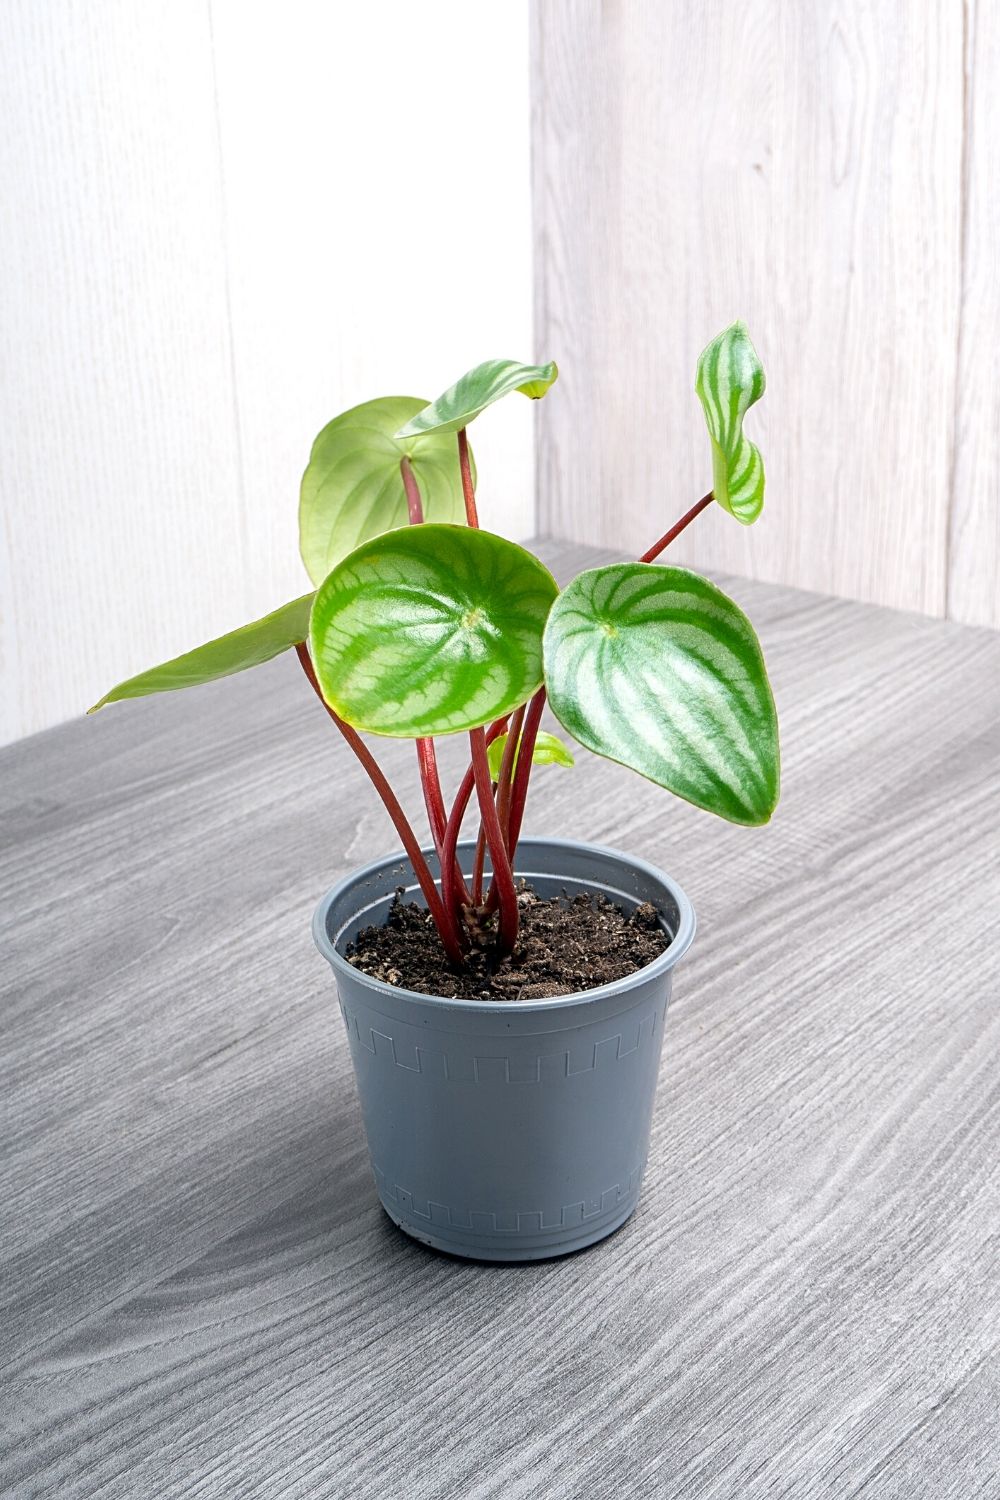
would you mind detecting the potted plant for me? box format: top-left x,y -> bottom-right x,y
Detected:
92,322 -> 778,1261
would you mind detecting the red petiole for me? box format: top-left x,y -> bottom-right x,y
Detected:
471,819 -> 489,907
439,714 -> 509,922
640,491 -> 713,563
400,454 -> 424,525
295,643 -> 465,965
458,428 -> 478,529
495,703 -> 525,852
469,726 -> 519,951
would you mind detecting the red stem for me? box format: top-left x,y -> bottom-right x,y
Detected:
472,696 -> 522,906
295,644 -> 465,966
457,428 -> 479,529
484,702 -> 526,916
471,820 -> 489,906
469,727 -> 519,953
495,703 -> 525,852
400,454 -> 424,525
416,736 -> 447,851
415,712 -> 472,911
506,687 -> 547,861
640,491 -> 714,563
440,715 -> 508,919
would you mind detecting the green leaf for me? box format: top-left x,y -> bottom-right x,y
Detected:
695,321 -> 766,524
486,728 -> 575,781
393,359 -> 558,438
299,396 -> 472,586
543,563 -> 779,826
309,525 -> 558,738
89,593 -> 315,712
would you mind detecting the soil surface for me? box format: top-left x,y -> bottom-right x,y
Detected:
345,884 -> 671,1001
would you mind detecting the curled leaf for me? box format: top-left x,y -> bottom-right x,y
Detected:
394,359 -> 558,438
695,322 -> 766,524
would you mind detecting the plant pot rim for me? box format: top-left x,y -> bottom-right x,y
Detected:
312,835 -> 696,1016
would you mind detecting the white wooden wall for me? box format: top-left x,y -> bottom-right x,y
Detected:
0,1 -> 534,746
531,0 -> 1000,629
6,2 -> 996,748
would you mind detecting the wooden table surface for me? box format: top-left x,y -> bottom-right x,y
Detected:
2,541 -> 999,1500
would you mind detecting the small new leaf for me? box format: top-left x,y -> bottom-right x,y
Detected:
695,322 -> 766,524
543,563 -> 779,825
309,525 -> 559,738
486,728 -> 575,781
299,396 -> 470,586
89,593 -> 315,712
394,359 -> 558,439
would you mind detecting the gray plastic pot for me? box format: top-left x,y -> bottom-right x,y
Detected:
313,837 -> 695,1262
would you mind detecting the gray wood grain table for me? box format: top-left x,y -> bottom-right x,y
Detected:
2,541 -> 999,1500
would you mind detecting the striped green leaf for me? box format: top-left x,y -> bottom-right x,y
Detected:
695,322 -> 766,524
543,563 -> 779,825
309,525 -> 559,738
89,593 -> 315,712
394,359 -> 558,439
486,728 -> 575,780
299,396 -> 471,586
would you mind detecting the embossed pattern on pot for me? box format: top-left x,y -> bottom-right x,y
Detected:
340,999 -> 660,1081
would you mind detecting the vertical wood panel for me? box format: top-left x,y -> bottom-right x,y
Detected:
209,0 -> 535,624
532,0 -> 966,619
0,2 -> 534,746
948,0 -> 1000,629
0,0 -> 247,746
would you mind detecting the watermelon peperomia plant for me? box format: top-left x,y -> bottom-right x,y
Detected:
92,323 -> 778,968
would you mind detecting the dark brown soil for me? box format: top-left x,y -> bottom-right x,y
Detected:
345,884 -> 671,1001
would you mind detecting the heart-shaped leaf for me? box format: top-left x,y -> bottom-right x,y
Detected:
486,728 -> 575,780
89,593 -> 315,712
299,396 -> 472,586
309,525 -> 558,738
394,359 -> 558,439
543,563 -> 779,825
695,322 -> 766,524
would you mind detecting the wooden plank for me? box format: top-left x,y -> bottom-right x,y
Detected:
948,0 -> 1000,628
0,0 -> 247,746
531,1 -> 965,620
2,542 -> 999,1497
